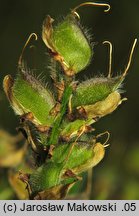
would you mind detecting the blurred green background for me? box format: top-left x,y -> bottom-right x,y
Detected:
0,0 -> 139,199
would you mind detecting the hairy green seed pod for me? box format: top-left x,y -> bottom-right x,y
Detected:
53,143 -> 93,171
29,162 -> 64,195
42,14 -> 92,76
72,76 -> 122,108
70,39 -> 137,119
71,77 -> 122,119
72,142 -> 105,174
29,141 -> 105,196
53,141 -> 105,175
3,66 -> 55,126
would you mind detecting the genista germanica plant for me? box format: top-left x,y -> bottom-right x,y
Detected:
3,2 -> 137,199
